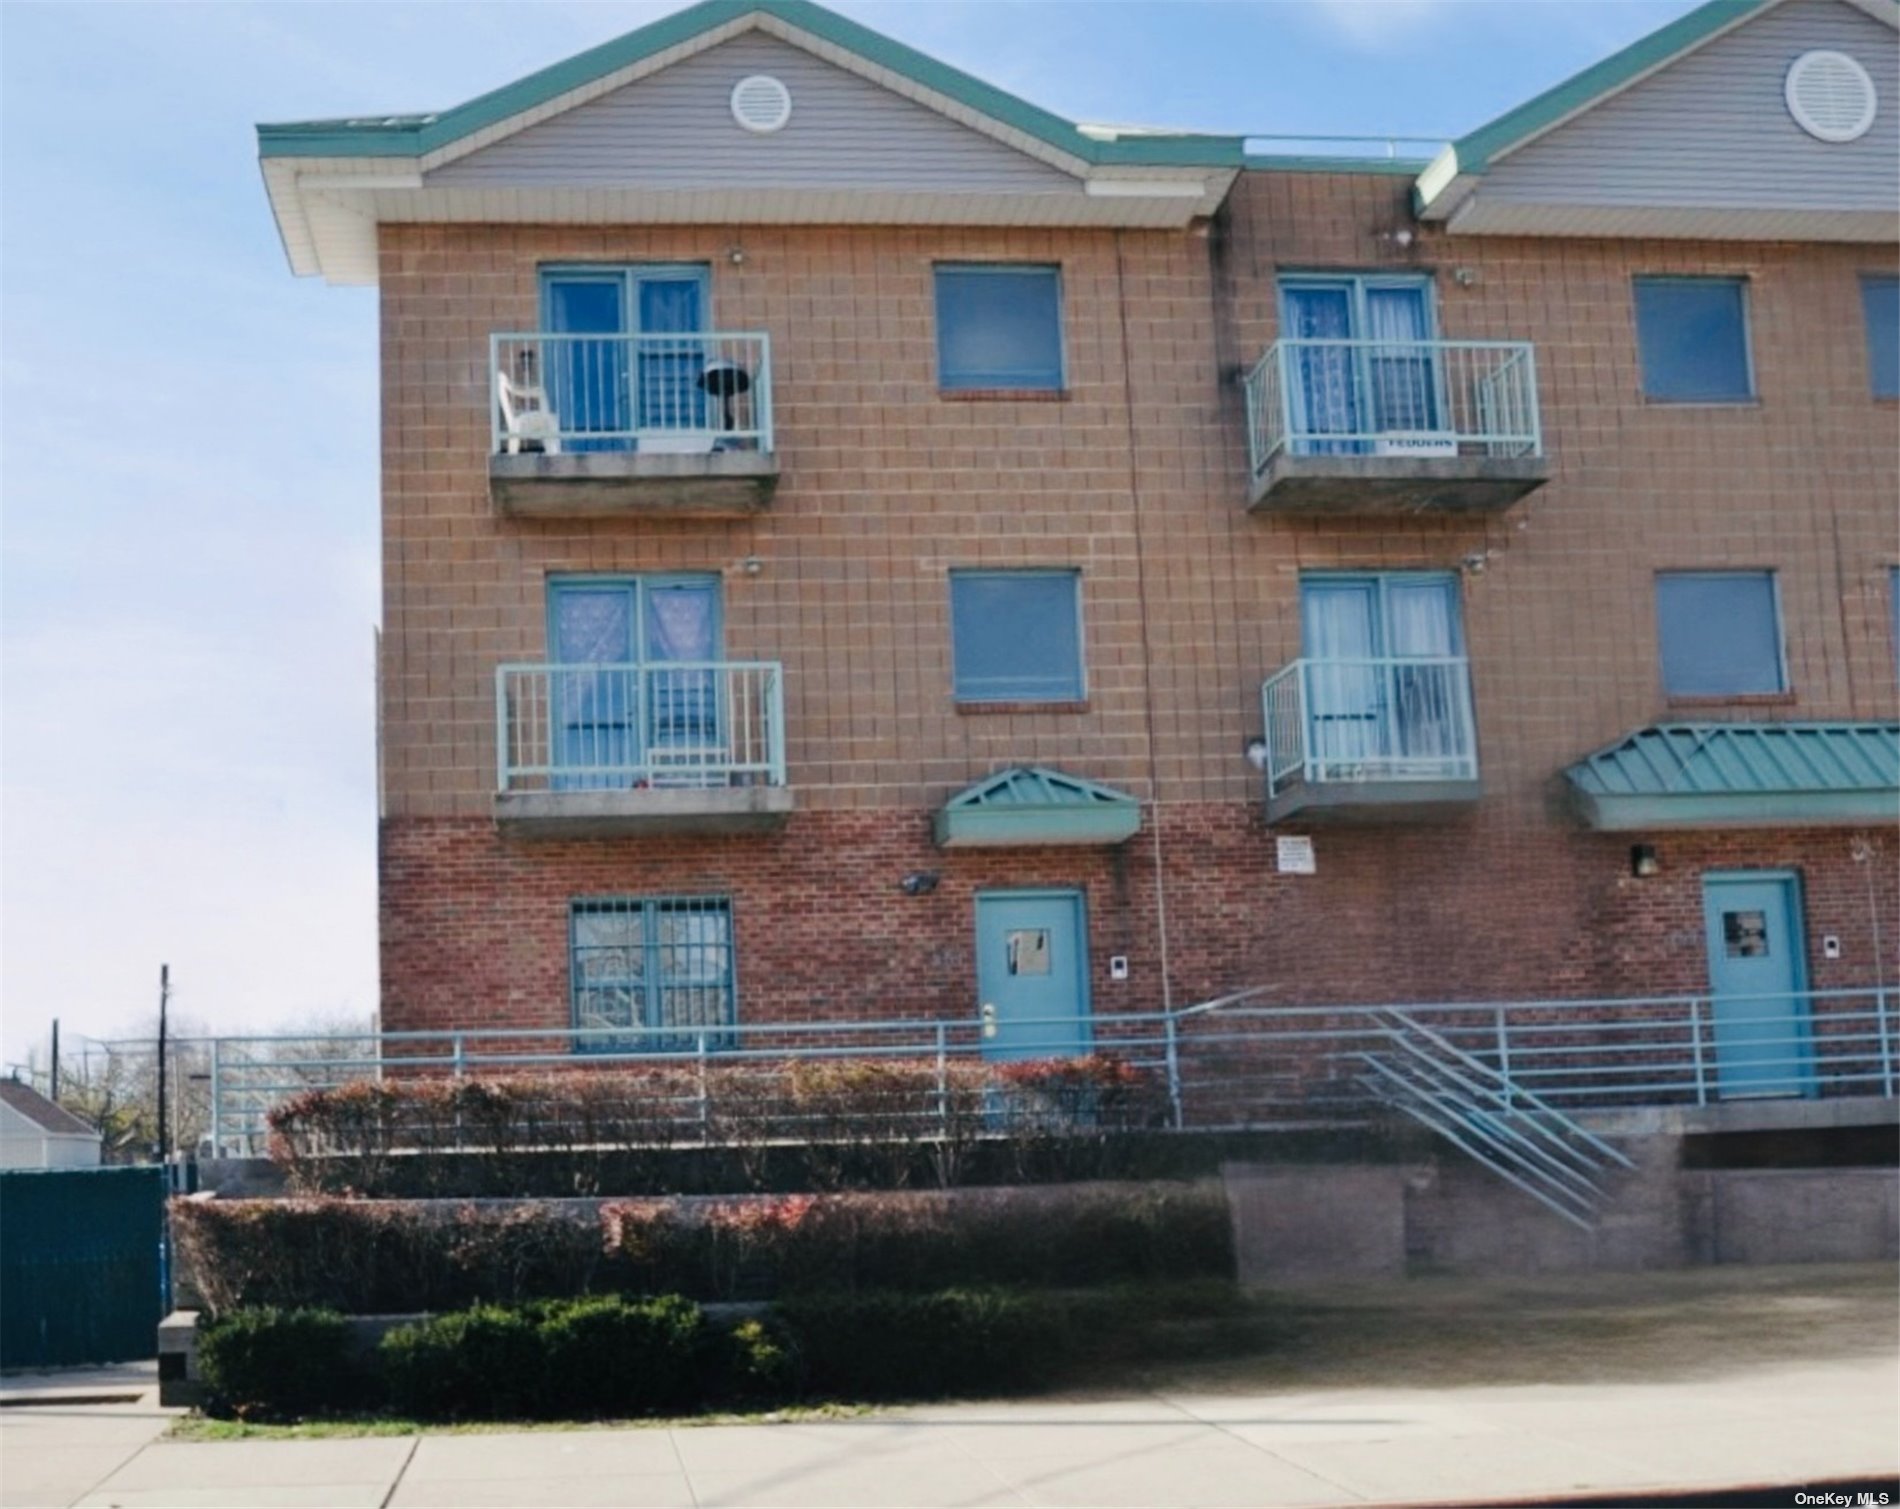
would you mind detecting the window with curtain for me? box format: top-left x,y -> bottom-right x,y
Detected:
934,265 -> 1064,391
1862,275 -> 1899,399
547,576 -> 722,787
1299,572 -> 1470,774
1278,275 -> 1437,453
570,897 -> 735,1051
1633,277 -> 1753,402
949,570 -> 1084,702
1655,571 -> 1786,696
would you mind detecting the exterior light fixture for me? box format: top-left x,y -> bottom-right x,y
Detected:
1243,738 -> 1269,772
1630,844 -> 1660,878
900,872 -> 939,896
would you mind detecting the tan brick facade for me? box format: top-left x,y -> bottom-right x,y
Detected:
375,169 -> 1898,1035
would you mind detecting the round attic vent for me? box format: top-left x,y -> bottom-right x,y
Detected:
1784,50 -> 1877,143
731,75 -> 792,134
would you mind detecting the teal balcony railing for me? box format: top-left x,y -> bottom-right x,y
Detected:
1261,654 -> 1478,799
496,661 -> 787,793
491,332 -> 773,456
1243,338 -> 1541,480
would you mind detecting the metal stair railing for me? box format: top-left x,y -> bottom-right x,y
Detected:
1359,1009 -> 1635,1229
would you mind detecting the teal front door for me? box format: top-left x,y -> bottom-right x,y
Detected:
1702,872 -> 1814,1099
976,891 -> 1090,1061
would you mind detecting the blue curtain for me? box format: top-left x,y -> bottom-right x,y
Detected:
635,278 -> 707,435
545,278 -> 628,450
551,586 -> 636,789
1283,285 -> 1359,455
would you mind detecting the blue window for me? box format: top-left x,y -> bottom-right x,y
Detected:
1279,274 -> 1438,452
1633,277 -> 1754,402
570,896 -> 735,1051
1862,275 -> 1899,398
1656,571 -> 1786,697
949,570 -> 1083,703
538,264 -> 712,446
934,265 -> 1064,391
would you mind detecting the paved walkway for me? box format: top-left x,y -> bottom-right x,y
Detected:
3,1355 -> 1895,1509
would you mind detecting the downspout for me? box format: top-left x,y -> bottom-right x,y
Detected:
1111,230 -> 1174,1014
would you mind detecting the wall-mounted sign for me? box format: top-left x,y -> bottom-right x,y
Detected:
1275,835 -> 1316,875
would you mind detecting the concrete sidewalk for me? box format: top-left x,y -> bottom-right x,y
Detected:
3,1354 -> 1895,1509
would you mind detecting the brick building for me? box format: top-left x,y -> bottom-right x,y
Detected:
259,0 -> 1898,1100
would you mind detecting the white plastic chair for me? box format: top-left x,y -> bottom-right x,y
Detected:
496,370 -> 563,455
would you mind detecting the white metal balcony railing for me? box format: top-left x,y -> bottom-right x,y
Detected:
491,332 -> 773,456
1261,656 -> 1478,797
496,662 -> 787,793
1243,338 -> 1541,478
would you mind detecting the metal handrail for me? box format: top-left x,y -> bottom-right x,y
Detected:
1261,654 -> 1478,796
490,330 -> 774,455
1243,336 -> 1541,476
201,985 -> 1896,1154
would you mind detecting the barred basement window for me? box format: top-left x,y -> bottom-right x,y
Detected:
569,896 -> 735,1052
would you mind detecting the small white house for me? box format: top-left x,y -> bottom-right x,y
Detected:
0,1078 -> 103,1169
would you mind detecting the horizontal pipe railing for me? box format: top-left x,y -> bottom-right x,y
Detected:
1261,655 -> 1478,796
1243,337 -> 1541,478
492,331 -> 773,455
496,661 -> 786,792
202,986 -> 1895,1154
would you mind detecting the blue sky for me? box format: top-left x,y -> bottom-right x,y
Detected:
0,0 -> 1697,1061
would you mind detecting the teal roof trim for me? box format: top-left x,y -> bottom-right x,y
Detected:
258,0 -> 1246,169
934,767 -> 1142,848
1439,0 -> 1770,181
1565,723 -> 1900,830
1243,154 -> 1430,177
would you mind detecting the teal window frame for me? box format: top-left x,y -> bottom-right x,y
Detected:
933,263 -> 1066,392
1861,275 -> 1899,399
544,572 -> 725,666
568,895 -> 737,1052
1655,570 -> 1788,697
948,568 -> 1085,704
1632,276 -> 1755,403
537,263 -> 713,332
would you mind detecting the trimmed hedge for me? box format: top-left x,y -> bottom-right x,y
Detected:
266,1057 -> 1168,1197
198,1308 -> 361,1421
172,1183 -> 1232,1315
200,1283 -> 1252,1422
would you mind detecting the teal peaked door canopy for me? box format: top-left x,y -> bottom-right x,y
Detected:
1564,723 -> 1899,830
934,767 -> 1142,848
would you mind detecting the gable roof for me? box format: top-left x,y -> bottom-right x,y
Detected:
1564,723 -> 1900,830
259,0 -> 1242,283
0,1079 -> 101,1139
260,0 -> 1242,171
1416,0 -> 1900,226
934,766 -> 1142,848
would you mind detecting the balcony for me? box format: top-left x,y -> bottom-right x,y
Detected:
495,662 -> 792,838
1242,339 -> 1547,515
489,332 -> 777,518
1260,656 -> 1481,823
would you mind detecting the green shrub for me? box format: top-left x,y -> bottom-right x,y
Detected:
537,1295 -> 704,1418
776,1289 -> 1069,1400
705,1315 -> 796,1405
379,1305 -> 546,1421
198,1308 -> 361,1421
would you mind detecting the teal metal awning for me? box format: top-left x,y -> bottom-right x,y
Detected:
934,767 -> 1142,848
1564,723 -> 1900,831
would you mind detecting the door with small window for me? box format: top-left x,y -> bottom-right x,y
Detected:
976,891 -> 1090,1061
1300,574 -> 1469,779
541,266 -> 711,449
1702,873 -> 1814,1099
1280,276 -> 1439,454
548,576 -> 722,788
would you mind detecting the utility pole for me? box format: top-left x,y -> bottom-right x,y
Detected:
155,964 -> 170,1165
49,1019 -> 59,1103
